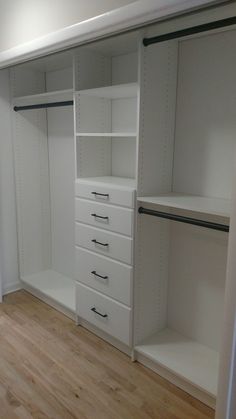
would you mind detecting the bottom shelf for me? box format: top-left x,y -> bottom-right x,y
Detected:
135,328 -> 219,398
21,270 -> 76,313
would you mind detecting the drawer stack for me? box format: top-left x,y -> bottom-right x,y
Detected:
75,178 -> 136,347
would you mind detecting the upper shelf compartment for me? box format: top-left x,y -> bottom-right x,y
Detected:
13,89 -> 74,111
75,83 -> 138,136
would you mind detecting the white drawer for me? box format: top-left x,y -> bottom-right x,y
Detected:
76,282 -> 131,346
75,180 -> 135,208
75,223 -> 133,265
75,198 -> 134,236
75,247 -> 132,306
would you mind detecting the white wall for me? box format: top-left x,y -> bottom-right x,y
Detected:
0,0 -> 135,52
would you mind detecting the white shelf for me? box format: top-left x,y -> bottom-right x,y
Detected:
77,82 -> 138,99
76,132 -> 136,137
135,328 -> 219,397
13,89 -> 73,107
21,270 -> 76,312
138,193 -> 230,221
76,176 -> 136,190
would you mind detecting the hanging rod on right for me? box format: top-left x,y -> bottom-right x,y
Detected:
138,207 -> 229,233
143,16 -> 236,47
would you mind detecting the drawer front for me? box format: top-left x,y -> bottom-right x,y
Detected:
75,247 -> 132,306
75,223 -> 133,265
76,282 -> 131,346
75,198 -> 134,236
75,182 -> 135,208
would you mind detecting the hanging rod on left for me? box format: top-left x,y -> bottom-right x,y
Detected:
14,100 -> 74,112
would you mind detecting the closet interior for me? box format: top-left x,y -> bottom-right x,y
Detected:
7,6 -> 236,410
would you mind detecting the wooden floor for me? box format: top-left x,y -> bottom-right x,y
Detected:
0,291 -> 215,419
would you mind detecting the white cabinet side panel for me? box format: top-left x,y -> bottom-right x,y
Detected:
135,40 -> 178,344
0,70 -> 19,293
137,41 -> 178,196
134,215 -> 170,344
47,107 -> 75,279
12,110 -> 51,276
173,30 -> 236,199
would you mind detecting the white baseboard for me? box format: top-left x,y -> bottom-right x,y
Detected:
3,281 -> 22,296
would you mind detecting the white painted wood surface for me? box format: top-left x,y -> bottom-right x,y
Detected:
75,222 -> 133,265
13,89 -> 73,105
75,246 -> 132,306
77,82 -> 138,98
138,194 -> 230,220
75,177 -> 136,208
21,270 -> 76,312
0,0 -> 216,68
135,328 -> 219,397
76,281 -> 131,346
75,198 -> 134,236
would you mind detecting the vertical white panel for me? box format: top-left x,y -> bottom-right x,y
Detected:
12,109 -> 51,276
137,40 -> 178,196
135,40 -> 178,344
0,69 -> 19,295
47,106 -> 75,278
134,214 -> 170,344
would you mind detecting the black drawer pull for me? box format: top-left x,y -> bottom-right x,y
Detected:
91,191 -> 109,198
91,307 -> 108,318
91,270 -> 108,280
91,213 -> 109,220
91,239 -> 109,247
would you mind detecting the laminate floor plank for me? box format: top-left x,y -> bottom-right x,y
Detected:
0,291 -> 215,419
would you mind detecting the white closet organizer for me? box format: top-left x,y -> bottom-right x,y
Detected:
133,24 -> 235,408
7,7 -> 236,411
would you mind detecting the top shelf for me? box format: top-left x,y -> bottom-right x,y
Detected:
76,83 -> 138,99
13,89 -> 74,107
138,193 -> 231,222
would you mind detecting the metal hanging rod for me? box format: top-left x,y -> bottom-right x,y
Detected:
14,100 -> 74,112
138,207 -> 229,232
143,16 -> 236,47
